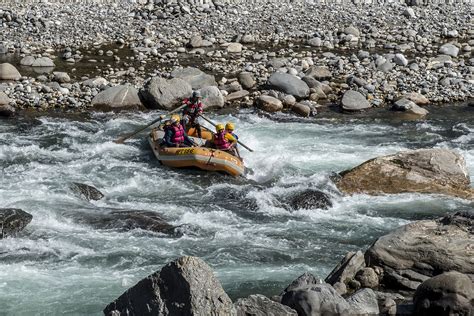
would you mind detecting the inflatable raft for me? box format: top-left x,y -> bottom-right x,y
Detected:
148,129 -> 245,177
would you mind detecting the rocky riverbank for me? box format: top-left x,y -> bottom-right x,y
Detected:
1,1 -> 473,117
103,211 -> 473,316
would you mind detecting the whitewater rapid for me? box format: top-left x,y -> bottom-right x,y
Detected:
1,106 -> 473,315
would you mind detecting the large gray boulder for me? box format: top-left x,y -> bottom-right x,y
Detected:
256,95 -> 283,112
104,256 -> 235,315
341,90 -> 371,111
235,294 -> 297,316
20,56 -> 35,66
290,103 -> 311,117
365,211 -> 474,291
31,56 -> 55,67
140,77 -> 192,110
200,86 -> 224,109
91,85 -> 144,111
0,208 -> 33,238
414,271 -> 474,316
267,73 -> 310,99
346,288 -> 380,315
281,283 -> 352,316
325,251 -> 366,286
0,63 -> 21,80
170,67 -> 217,90
336,148 -> 474,199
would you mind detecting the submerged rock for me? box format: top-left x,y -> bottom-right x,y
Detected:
289,190 -> 332,210
73,209 -> 175,234
104,256 -> 235,315
70,182 -> 104,201
0,208 -> 33,238
235,294 -> 297,316
336,148 -> 474,199
414,271 -> 474,316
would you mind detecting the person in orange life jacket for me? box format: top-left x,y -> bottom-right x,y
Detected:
213,123 -> 237,155
163,115 -> 194,147
181,91 -> 203,138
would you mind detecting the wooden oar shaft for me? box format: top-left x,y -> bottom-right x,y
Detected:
199,114 -> 254,152
114,103 -> 187,144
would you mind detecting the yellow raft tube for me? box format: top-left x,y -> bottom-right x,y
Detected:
148,129 -> 245,177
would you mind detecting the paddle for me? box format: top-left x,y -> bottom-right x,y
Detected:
114,104 -> 187,144
198,114 -> 254,152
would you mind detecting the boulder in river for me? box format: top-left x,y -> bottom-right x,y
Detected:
341,90 -> 371,111
366,211 -> 474,291
140,77 -> 192,110
20,56 -> 35,66
0,63 -> 21,80
73,209 -> 175,234
336,148 -> 474,199
91,85 -> 144,111
235,294 -> 297,316
288,190 -> 332,210
392,98 -> 429,117
70,182 -> 104,201
290,103 -> 311,117
0,208 -> 33,238
325,250 -> 366,286
104,256 -> 235,315
267,72 -> 310,99
346,288 -> 379,315
170,67 -> 217,90
413,271 -> 474,316
237,72 -> 256,90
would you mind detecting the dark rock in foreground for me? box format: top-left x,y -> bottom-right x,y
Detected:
235,294 -> 297,316
104,256 -> 235,316
414,271 -> 474,316
0,208 -> 33,238
70,182 -> 104,201
289,190 -> 332,210
336,148 -> 474,200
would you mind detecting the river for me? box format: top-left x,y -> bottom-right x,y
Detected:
0,105 -> 473,315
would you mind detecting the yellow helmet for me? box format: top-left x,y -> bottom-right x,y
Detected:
171,114 -> 180,123
225,122 -> 235,131
216,123 -> 225,132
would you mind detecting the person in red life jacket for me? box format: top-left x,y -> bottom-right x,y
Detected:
181,91 -> 203,138
213,123 -> 237,155
163,115 -> 195,147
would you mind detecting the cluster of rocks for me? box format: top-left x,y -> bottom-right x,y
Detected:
1,1 -> 473,117
103,209 -> 473,315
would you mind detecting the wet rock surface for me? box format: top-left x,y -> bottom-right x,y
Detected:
0,208 -> 33,238
104,256 -> 235,316
336,148 -> 474,199
288,190 -> 333,210
70,182 -> 104,201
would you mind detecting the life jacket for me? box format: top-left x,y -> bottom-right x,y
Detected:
169,124 -> 185,143
214,131 -> 231,150
183,99 -> 203,120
